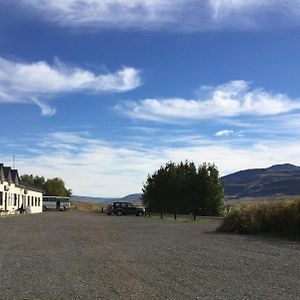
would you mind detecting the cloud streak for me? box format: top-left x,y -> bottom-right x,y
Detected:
20,0 -> 300,31
117,81 -> 300,123
8,131 -> 300,197
0,57 -> 141,115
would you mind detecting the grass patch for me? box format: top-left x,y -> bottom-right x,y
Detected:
218,198 -> 300,240
70,201 -> 106,213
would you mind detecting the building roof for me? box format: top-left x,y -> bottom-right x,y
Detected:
0,163 -> 44,193
11,169 -> 20,185
3,166 -> 12,183
0,163 -> 5,182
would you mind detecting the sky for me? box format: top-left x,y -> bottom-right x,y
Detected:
1,0 -> 300,197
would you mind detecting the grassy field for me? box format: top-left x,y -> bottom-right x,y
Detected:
226,195 -> 300,206
70,201 -> 106,213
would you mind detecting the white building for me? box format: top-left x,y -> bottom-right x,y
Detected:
0,163 -> 43,215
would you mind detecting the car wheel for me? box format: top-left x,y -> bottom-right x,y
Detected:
107,212 -> 111,215
43,206 -> 47,211
116,210 -> 122,216
136,211 -> 143,216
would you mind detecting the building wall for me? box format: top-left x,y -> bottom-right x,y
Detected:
0,181 -> 43,214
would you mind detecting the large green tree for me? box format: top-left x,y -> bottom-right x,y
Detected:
142,161 -> 225,216
20,175 -> 71,197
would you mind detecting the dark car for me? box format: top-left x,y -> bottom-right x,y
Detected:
106,202 -> 145,216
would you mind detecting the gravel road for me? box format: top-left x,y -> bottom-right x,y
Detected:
0,212 -> 299,300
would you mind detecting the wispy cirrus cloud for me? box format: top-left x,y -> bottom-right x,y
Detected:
0,57 -> 141,116
117,80 -> 300,123
6,130 -> 300,197
19,0 -> 300,31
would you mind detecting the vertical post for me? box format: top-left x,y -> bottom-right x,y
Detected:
174,211 -> 177,220
194,214 -> 196,221
161,211 -> 163,219
101,207 -> 103,213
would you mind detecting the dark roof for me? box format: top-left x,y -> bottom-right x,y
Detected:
0,163 -> 43,193
11,169 -> 20,185
0,163 -> 5,181
3,167 -> 12,183
18,184 -> 44,193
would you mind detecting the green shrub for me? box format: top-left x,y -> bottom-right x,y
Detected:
218,199 -> 300,239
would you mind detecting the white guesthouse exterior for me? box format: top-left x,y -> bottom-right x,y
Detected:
0,163 -> 43,215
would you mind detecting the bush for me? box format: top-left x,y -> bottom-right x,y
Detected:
218,199 -> 300,239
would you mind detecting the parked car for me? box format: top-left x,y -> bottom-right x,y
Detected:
106,202 -> 145,216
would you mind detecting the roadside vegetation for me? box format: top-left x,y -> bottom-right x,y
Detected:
70,201 -> 106,213
142,160 -> 225,216
218,199 -> 300,239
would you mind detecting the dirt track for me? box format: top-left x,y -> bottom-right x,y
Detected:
0,212 -> 299,299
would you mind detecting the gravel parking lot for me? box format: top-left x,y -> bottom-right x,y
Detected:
0,211 -> 299,300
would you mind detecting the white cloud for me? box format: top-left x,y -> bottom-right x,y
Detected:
215,130 -> 234,137
0,57 -> 141,115
215,129 -> 244,137
19,0 -> 300,31
118,80 -> 300,123
31,97 -> 56,117
9,131 -> 300,197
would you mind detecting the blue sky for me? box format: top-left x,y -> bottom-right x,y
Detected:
1,0 -> 300,196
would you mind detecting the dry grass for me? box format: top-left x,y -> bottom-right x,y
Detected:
218,198 -> 300,239
226,195 -> 300,207
70,201 -> 107,213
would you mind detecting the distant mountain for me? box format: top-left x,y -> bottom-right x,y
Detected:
222,163 -> 300,198
121,193 -> 142,202
71,193 -> 142,204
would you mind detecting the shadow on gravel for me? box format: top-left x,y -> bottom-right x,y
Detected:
207,230 -> 300,248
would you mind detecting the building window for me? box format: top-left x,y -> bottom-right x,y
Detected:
14,194 -> 17,206
38,198 -> 41,206
27,196 -> 30,206
0,191 -> 3,206
31,196 -> 34,206
35,197 -> 37,206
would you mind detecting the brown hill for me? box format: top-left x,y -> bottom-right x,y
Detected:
221,164 -> 300,198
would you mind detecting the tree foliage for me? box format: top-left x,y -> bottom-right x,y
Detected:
20,175 -> 72,197
142,161 -> 225,216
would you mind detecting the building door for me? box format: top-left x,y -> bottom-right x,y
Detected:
4,192 -> 7,211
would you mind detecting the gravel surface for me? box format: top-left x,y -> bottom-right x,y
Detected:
0,212 -> 299,300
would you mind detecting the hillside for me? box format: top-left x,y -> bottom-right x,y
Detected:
222,163 -> 300,198
71,193 -> 142,204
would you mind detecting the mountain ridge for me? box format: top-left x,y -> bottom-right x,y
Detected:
221,163 -> 300,198
72,164 -> 300,202
71,193 -> 142,204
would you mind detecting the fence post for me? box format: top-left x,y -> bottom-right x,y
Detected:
161,211 -> 163,219
194,214 -> 196,221
101,207 -> 104,213
174,211 -> 177,220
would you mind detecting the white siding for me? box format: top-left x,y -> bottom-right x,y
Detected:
0,181 -> 43,215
